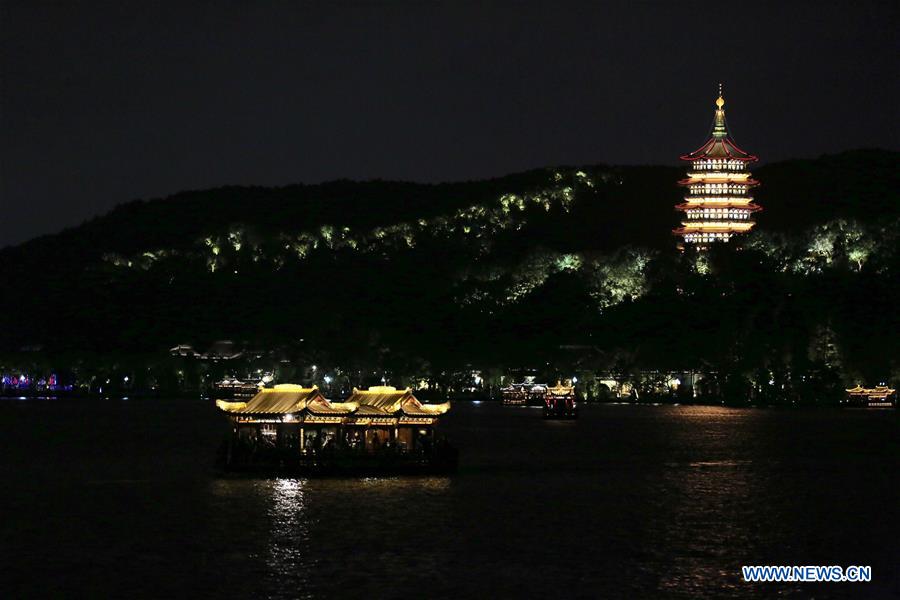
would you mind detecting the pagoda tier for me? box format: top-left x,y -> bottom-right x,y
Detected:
674,88 -> 761,248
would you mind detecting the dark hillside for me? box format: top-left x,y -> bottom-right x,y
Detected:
1,150 -> 897,400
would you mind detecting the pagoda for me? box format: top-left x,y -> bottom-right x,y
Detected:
674,86 -> 761,248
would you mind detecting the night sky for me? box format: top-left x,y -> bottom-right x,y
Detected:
2,1 -> 898,247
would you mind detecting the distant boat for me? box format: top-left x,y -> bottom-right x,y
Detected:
210,378 -> 260,401
500,383 -> 547,406
543,382 -> 578,419
843,385 -> 896,409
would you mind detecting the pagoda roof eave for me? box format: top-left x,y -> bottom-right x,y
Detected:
678,177 -> 759,186
675,202 -> 763,211
680,154 -> 757,162
673,226 -> 755,234
680,136 -> 758,162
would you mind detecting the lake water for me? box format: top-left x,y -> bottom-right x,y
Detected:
1,398 -> 897,598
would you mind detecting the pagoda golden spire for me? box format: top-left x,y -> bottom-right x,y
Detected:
713,83 -> 727,138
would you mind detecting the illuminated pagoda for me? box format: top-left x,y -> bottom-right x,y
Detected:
674,85 -> 761,248
215,384 -> 455,472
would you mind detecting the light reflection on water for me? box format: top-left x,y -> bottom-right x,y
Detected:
265,478 -> 312,588
208,475 -> 455,598
1,399 -> 897,598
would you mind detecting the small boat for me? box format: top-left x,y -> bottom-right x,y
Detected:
210,378 -> 260,401
543,382 -> 578,419
501,383 -> 548,406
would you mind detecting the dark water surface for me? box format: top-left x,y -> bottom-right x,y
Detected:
1,398 -> 897,598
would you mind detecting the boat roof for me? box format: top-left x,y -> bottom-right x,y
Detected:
216,384 -> 354,415
346,386 -> 451,416
217,384 -> 450,417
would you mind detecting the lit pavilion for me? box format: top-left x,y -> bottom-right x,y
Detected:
674,86 -> 761,248
215,384 -> 452,461
844,385 -> 896,409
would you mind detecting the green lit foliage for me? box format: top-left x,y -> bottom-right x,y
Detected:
228,229 -> 243,252
746,218 -> 895,275
691,252 -> 711,276
453,249 -> 588,307
503,251 -> 563,304
807,323 -> 842,372
801,222 -> 841,273
841,221 -> 876,272
451,247 -> 652,311
98,171 -> 585,274
744,230 -> 794,272
584,248 -> 654,309
101,253 -> 131,268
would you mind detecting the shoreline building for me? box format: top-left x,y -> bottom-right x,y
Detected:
674,87 -> 761,248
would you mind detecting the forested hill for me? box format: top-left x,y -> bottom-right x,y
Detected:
6,149 -> 896,261
2,149 -> 898,385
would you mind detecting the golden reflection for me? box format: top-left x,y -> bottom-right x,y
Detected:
355,476 -> 452,492
263,477 -> 314,585
654,408 -> 767,594
271,477 -> 307,516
